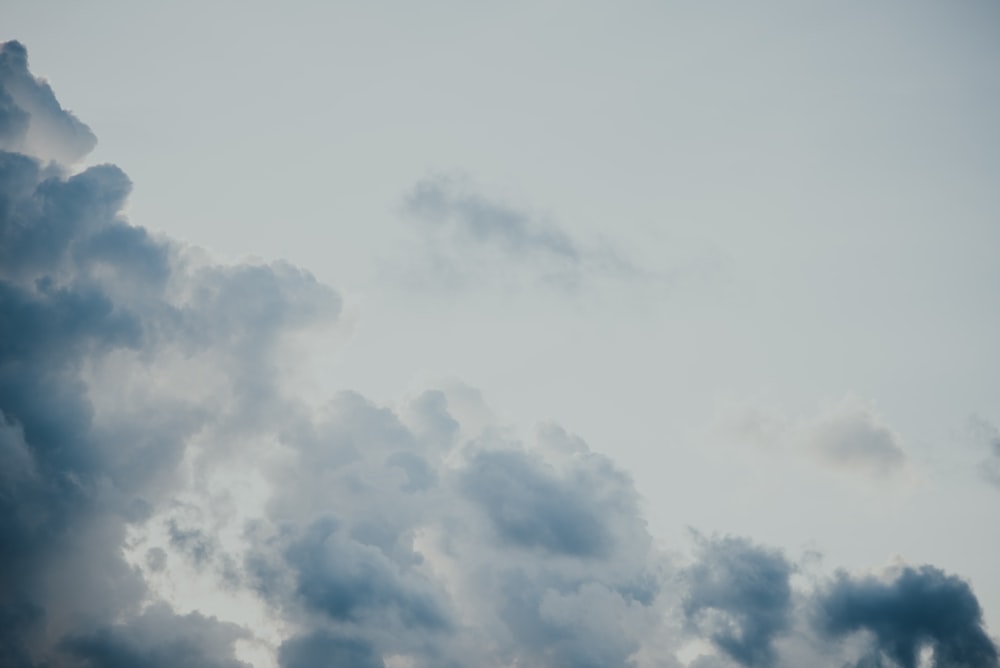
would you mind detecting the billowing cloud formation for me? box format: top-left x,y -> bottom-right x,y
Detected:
59,604 -> 250,668
814,566 -> 999,668
1,41 -> 997,668
0,41 -> 337,667
683,535 -> 793,667
400,175 -> 639,291
233,400 -> 664,667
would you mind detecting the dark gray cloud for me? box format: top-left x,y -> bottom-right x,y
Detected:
460,447 -> 615,558
278,630 -> 384,668
813,565 -> 999,668
59,604 -> 250,668
286,517 -> 451,630
683,535 -> 794,668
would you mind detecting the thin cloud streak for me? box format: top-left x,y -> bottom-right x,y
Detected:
398,174 -> 644,293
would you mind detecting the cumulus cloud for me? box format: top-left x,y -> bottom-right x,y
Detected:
0,41 -> 337,667
234,396 -> 666,667
398,174 -> 641,291
59,604 -> 251,668
277,629 -> 384,668
1,41 -> 996,668
969,415 -> 1000,489
726,396 -> 907,477
0,41 -> 96,164
813,565 -> 999,668
682,535 -> 793,668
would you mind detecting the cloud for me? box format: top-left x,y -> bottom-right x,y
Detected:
398,174 -> 641,292
969,415 -> 1000,488
0,41 -> 338,667
726,396 -> 907,478
0,41 -> 96,164
813,565 -> 999,668
59,604 -> 251,668
682,535 -> 793,668
285,517 -> 451,630
1,40 -> 997,668
277,630 -> 384,668
459,447 -> 616,558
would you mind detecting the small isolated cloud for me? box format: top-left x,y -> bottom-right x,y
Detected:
397,174 -> 641,292
726,396 -> 907,478
968,415 -> 1000,489
813,565 -> 999,668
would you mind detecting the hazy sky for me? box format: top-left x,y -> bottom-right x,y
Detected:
2,2 -> 999,667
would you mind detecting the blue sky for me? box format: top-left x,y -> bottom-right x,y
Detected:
2,3 -> 1000,666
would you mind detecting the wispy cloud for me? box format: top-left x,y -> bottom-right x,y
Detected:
397,174 -> 643,293
724,396 -> 908,478
969,415 -> 1000,489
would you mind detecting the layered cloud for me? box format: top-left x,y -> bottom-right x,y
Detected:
1,41 -> 997,668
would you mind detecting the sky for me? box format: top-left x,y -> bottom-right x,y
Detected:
2,2 -> 999,667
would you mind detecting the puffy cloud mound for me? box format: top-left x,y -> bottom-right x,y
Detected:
0,41 -> 96,164
814,565 -> 999,668
0,41 -> 338,667
682,536 -> 793,668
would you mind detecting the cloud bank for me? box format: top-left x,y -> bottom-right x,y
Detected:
0,41 -> 996,668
